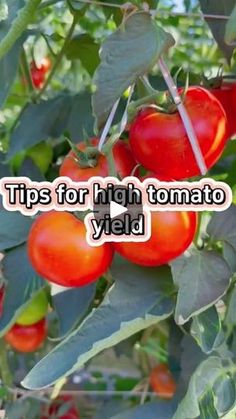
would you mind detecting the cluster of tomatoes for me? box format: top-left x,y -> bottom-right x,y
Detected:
30,57 -> 51,89
27,86 -> 229,290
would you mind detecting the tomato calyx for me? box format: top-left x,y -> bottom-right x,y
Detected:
65,137 -> 100,169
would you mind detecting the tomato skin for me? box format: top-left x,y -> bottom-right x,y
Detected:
4,319 -> 47,353
113,211 -> 197,266
59,138 -> 137,181
30,62 -> 45,89
40,57 -> 51,73
210,83 -> 236,138
41,396 -> 79,419
129,87 -> 228,180
28,211 -> 114,287
150,364 -> 176,399
0,287 -> 4,317
16,289 -> 48,326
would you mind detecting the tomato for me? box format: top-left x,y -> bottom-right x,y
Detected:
59,138 -> 137,181
30,58 -> 51,89
210,83 -> 236,138
11,141 -> 53,174
28,211 -> 114,287
41,396 -> 79,419
40,57 -> 51,73
150,364 -> 176,399
27,141 -> 53,174
113,211 -> 197,266
30,62 -> 45,89
0,287 -> 4,317
4,318 -> 47,353
16,289 -> 48,326
129,87 -> 228,180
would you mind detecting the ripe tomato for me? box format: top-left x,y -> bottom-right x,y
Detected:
30,62 -> 45,89
40,57 -> 51,73
210,83 -> 236,138
150,364 -> 176,399
41,396 -> 79,419
0,287 -> 4,317
59,138 -> 137,181
16,289 -> 48,326
28,211 -> 114,287
129,87 -> 228,180
113,211 -> 197,266
4,318 -> 47,353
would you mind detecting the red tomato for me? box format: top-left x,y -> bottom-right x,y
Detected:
129,87 -> 228,180
42,395 -> 79,419
150,364 -> 176,399
30,62 -> 45,89
113,211 -> 197,266
4,319 -> 47,353
40,57 -> 51,73
28,211 -> 114,287
210,83 -> 236,138
59,138 -> 137,181
0,287 -> 4,317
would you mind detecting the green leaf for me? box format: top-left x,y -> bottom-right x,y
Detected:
7,92 -> 94,159
0,244 -> 44,336
0,201 -> 33,250
112,401 -> 176,419
225,285 -> 236,326
0,0 -> 24,39
223,243 -> 236,273
51,282 -> 96,339
191,306 -> 224,354
171,249 -> 231,325
0,0 -> 8,22
225,3 -> 236,45
92,11 -> 175,128
173,357 -> 236,419
65,34 -> 100,76
207,205 -> 236,252
199,0 -> 235,62
22,256 -> 174,389
0,34 -> 26,107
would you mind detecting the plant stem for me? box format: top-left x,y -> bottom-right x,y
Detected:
35,15 -> 78,101
11,14 -> 78,134
0,339 -> 13,389
20,47 -> 35,96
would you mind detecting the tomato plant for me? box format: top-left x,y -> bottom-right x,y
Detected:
28,211 -> 114,287
113,211 -> 197,266
30,57 -> 51,89
129,87 -> 228,180
149,363 -> 176,399
16,289 -> 48,326
59,138 -> 137,181
4,319 -> 47,353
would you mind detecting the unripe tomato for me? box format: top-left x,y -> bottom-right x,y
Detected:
113,211 -> 197,266
59,138 -> 137,181
150,364 -> 176,399
28,211 -> 114,287
16,289 -> 48,326
27,141 -> 53,174
11,141 -> 53,174
210,83 -> 236,138
4,318 -> 47,353
129,87 -> 228,180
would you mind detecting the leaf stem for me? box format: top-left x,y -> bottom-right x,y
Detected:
20,47 -> 35,96
35,15 -> 78,100
0,339 -> 13,390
